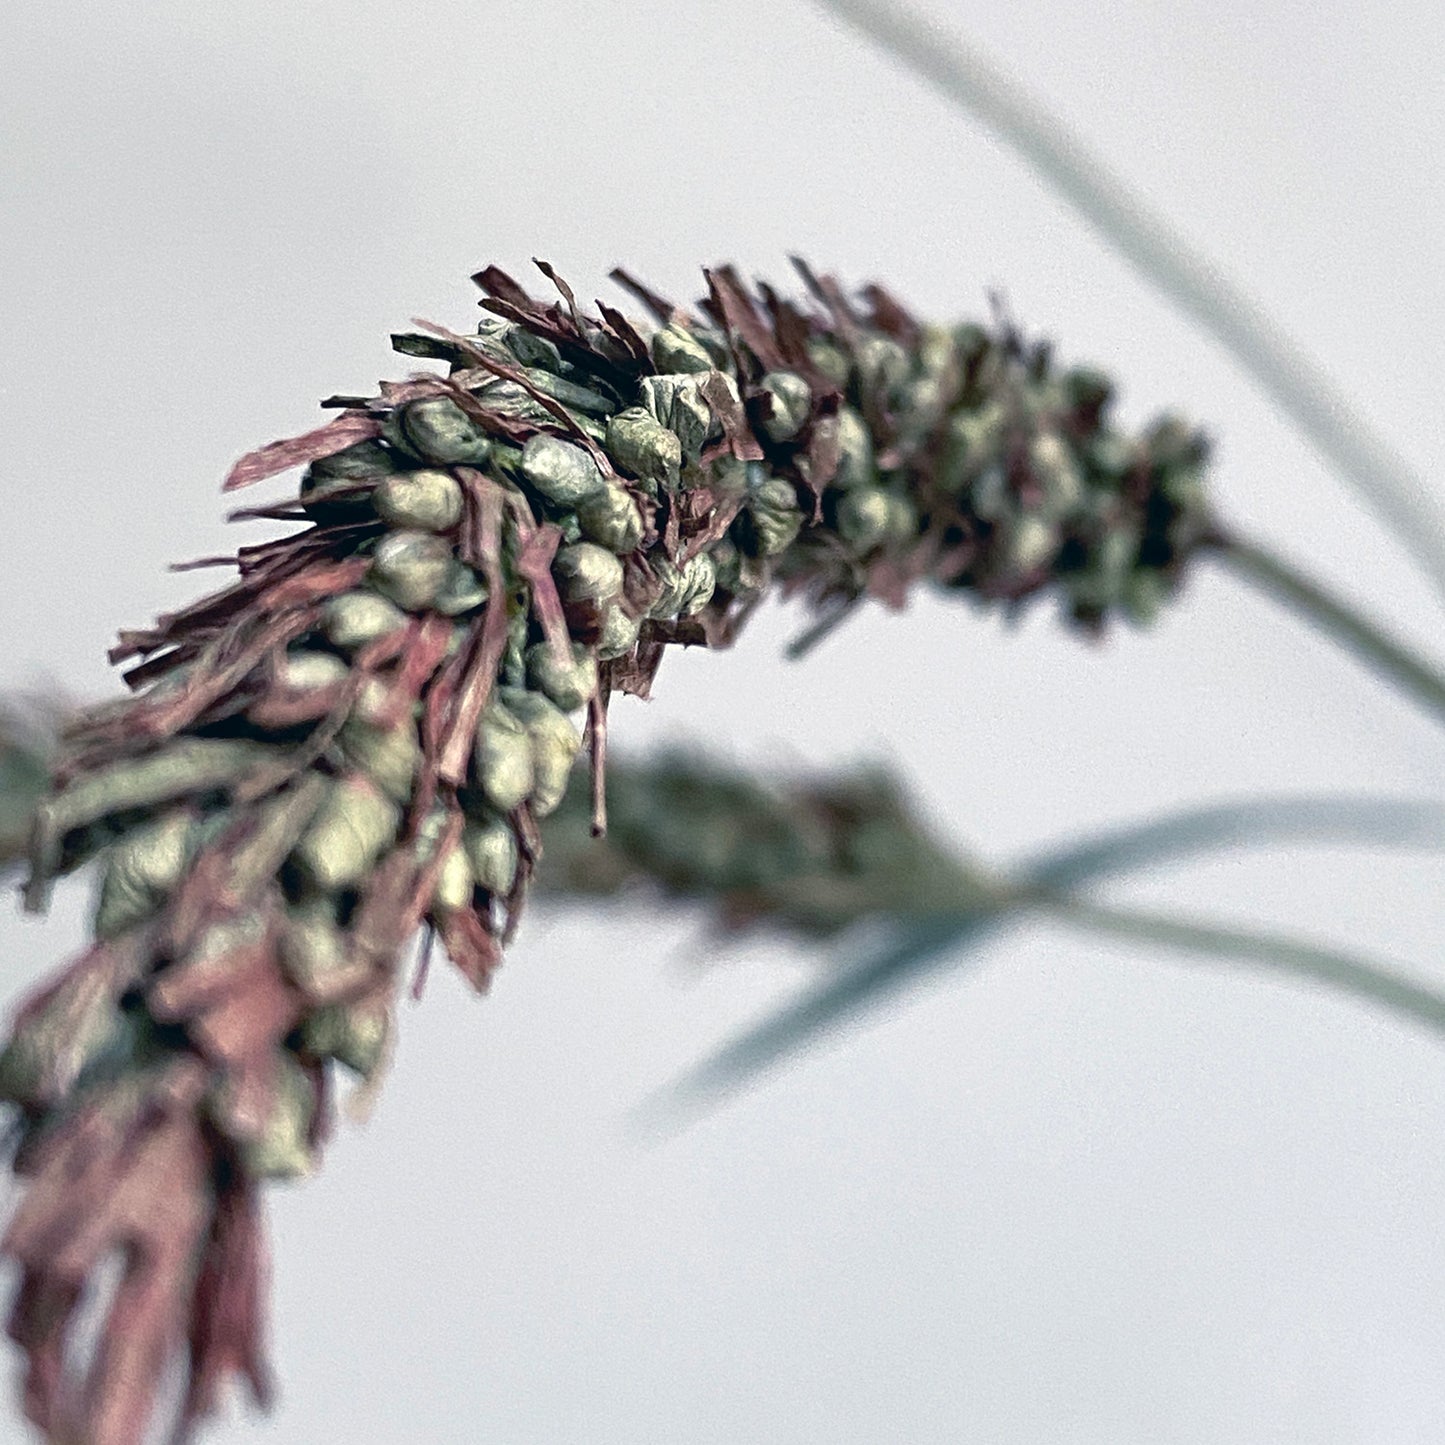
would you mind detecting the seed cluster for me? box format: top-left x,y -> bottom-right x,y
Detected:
0,260 -> 1211,1444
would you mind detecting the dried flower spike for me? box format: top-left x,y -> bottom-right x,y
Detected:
2,259 -> 1212,1444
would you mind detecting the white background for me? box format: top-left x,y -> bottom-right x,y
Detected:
4,2 -> 1445,1440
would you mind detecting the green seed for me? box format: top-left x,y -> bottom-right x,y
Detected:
837,488 -> 913,555
398,397 -> 491,465
552,542 -> 624,605
650,322 -> 715,375
521,434 -> 607,509
463,816 -> 519,895
432,836 -> 474,916
276,650 -> 350,692
323,591 -> 408,651
369,530 -> 454,611
374,469 -> 464,532
93,810 -> 196,939
758,371 -> 812,442
525,640 -> 598,712
432,558 -> 489,616
303,998 -> 390,1080
605,407 -> 682,491
500,687 -> 583,816
830,406 -> 875,490
337,713 -> 422,805
577,484 -> 644,554
291,775 -> 400,892
234,1053 -> 316,1179
473,700 -> 535,813
597,605 -> 641,661
279,899 -> 354,997
739,474 -> 803,557
640,374 -> 713,460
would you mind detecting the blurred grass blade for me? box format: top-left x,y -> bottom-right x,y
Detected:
1019,793 -> 1445,891
814,0 -> 1445,600
654,793 -> 1445,1119
1023,889 -> 1445,1037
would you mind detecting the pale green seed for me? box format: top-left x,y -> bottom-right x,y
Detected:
279,899 -> 354,998
432,837 -> 474,916
234,1054 -> 316,1179
276,650 -> 350,692
463,816 -> 519,895
93,810 -> 196,939
432,558 -> 489,616
323,591 -> 408,651
521,434 -> 606,508
597,605 -> 641,661
369,530 -> 454,611
500,687 -> 583,816
525,640 -> 598,712
374,469 -> 464,532
552,542 -> 624,605
650,322 -> 715,374
291,775 -> 400,892
577,484 -> 644,554
303,998 -> 390,1079
473,700 -> 535,813
337,713 -> 421,805
398,397 -> 491,465
758,371 -> 812,442
604,407 -> 682,492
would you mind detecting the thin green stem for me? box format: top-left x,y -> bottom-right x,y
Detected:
1213,533 -> 1445,730
1011,882 -> 1445,1040
813,0 -> 1445,602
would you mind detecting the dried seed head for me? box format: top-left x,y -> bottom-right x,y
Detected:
520,434 -> 607,509
604,407 -> 682,491
396,397 -> 491,466
650,321 -> 715,375
1029,433 -> 1084,517
369,530 -> 454,611
290,775 -> 401,892
551,542 -> 624,606
373,469 -> 464,532
322,591 -> 408,652
472,700 -> 535,814
524,640 -> 598,712
576,483 -> 645,555
463,816 -> 519,896
757,371 -> 812,442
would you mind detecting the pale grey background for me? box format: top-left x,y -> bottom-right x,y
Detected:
3,2 -> 1445,1441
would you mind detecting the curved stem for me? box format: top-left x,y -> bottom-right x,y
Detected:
1212,532 -> 1445,730
1011,882 -> 1445,1040
813,0 -> 1445,602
